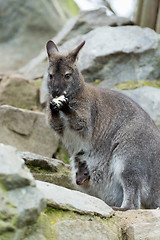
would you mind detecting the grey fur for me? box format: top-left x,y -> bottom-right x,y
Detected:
46,40 -> 160,210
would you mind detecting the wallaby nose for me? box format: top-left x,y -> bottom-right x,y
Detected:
76,179 -> 82,185
52,88 -> 60,97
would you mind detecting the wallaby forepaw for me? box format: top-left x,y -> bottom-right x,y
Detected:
50,101 -> 59,113
50,95 -> 68,112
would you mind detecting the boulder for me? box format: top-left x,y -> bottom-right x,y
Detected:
58,8 -> 134,44
0,143 -> 46,239
0,73 -> 39,109
0,0 -> 79,72
19,151 -> 74,189
19,8 -> 133,81
0,105 -> 59,157
35,180 -> 160,240
36,180 -> 114,218
119,86 -> 160,127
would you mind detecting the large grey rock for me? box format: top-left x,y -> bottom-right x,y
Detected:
59,8 -> 133,44
19,8 -> 133,81
120,86 -> 160,127
36,180 -> 114,218
0,73 -> 38,109
19,152 -> 74,189
0,144 -> 46,239
0,105 -> 59,157
0,0 -> 79,72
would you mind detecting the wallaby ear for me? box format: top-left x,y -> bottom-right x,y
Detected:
46,40 -> 59,57
68,41 -> 85,62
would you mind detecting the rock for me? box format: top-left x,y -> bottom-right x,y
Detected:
54,219 -> 117,240
19,8 -> 133,81
0,73 -> 39,109
116,210 -> 160,240
19,151 -> 74,189
0,105 -> 59,157
59,8 -> 134,44
36,180 -> 114,218
119,86 -> 160,127
0,143 -> 46,239
0,0 -> 79,72
60,26 -> 160,83
40,25 -> 160,104
28,203 -> 119,240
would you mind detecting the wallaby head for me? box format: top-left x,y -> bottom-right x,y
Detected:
46,40 -> 85,99
76,162 -> 90,185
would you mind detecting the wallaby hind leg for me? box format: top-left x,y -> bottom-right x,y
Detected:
113,171 -> 141,211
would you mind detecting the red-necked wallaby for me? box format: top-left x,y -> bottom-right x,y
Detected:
46,40 -> 160,210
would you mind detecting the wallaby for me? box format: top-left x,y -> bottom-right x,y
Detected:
46,40 -> 160,210
75,161 -> 90,186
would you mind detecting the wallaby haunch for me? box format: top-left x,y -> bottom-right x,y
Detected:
46,40 -> 160,210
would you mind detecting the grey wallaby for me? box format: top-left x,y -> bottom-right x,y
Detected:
46,40 -> 160,210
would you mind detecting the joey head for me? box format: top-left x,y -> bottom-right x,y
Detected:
46,39 -> 160,211
76,161 -> 90,186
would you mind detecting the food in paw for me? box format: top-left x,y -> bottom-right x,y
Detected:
52,95 -> 67,107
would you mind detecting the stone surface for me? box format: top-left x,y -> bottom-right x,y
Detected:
59,8 -> 134,44
19,151 -> 74,189
54,219 -> 117,240
119,86 -> 160,127
0,0 -> 79,72
0,73 -> 39,109
0,143 -> 46,239
0,105 -> 59,157
36,180 -> 114,218
116,210 -> 160,240
19,8 -> 133,81
0,148 -> 33,191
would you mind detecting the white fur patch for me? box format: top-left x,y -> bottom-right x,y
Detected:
110,156 -> 124,180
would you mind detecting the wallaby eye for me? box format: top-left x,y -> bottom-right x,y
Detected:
84,172 -> 88,176
65,73 -> 71,80
49,73 -> 53,79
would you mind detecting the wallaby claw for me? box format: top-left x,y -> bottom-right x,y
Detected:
50,101 -> 59,112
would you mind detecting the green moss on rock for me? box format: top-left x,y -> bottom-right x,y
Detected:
31,207 -> 121,240
114,79 -> 160,90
